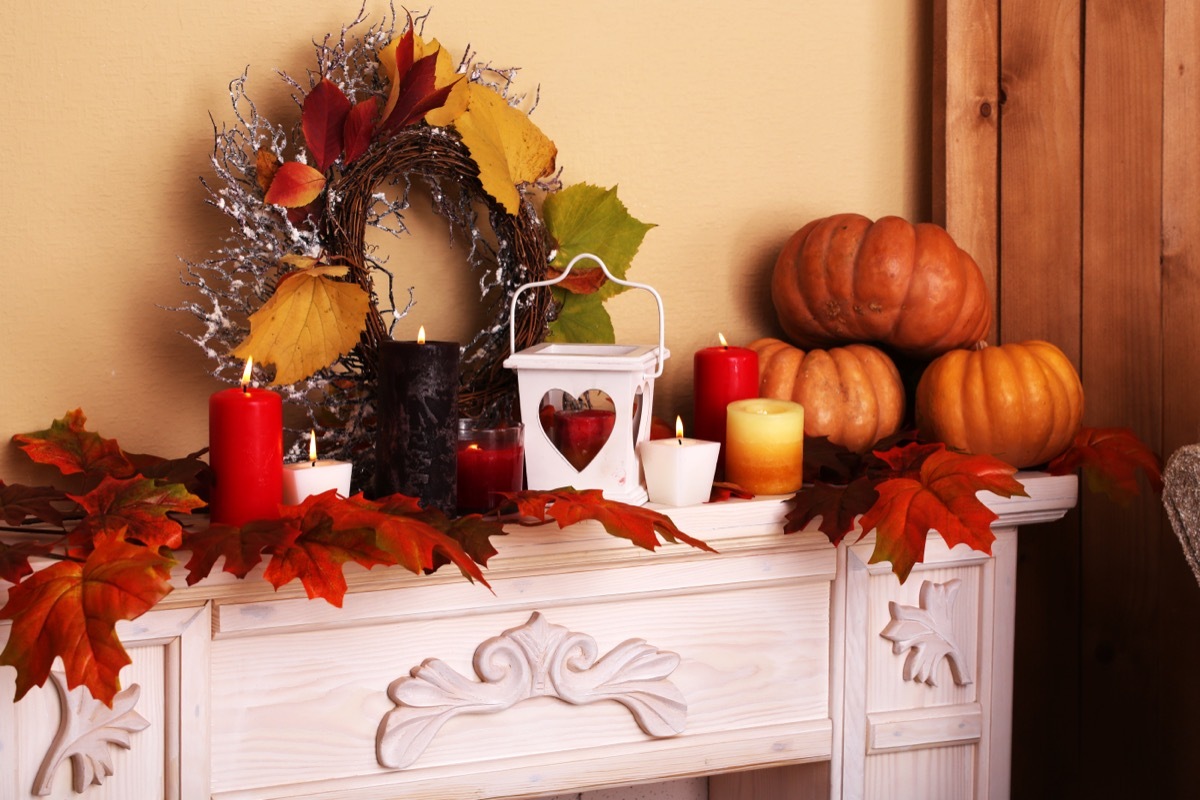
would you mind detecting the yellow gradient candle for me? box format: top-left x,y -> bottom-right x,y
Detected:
725,398 -> 805,495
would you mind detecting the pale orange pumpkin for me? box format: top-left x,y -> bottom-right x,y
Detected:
915,340 -> 1084,468
750,337 -> 905,453
771,213 -> 992,358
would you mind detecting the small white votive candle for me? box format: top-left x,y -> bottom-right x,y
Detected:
638,417 -> 721,507
282,430 -> 353,504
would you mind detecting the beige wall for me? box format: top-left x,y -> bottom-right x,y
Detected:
0,1 -> 928,483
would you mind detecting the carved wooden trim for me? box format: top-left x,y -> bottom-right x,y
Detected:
880,579 -> 973,687
377,611 -> 687,769
33,671 -> 150,796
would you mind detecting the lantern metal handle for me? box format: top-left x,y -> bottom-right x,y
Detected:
509,253 -> 667,378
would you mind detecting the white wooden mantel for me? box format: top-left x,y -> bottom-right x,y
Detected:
0,473 -> 1076,800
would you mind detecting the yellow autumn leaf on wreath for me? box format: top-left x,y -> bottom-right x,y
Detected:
232,259 -> 371,385
454,84 -> 557,215
415,38 -> 468,127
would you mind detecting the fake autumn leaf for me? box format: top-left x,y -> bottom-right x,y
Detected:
263,161 -> 327,208
255,147 -> 281,194
182,522 -> 277,585
302,78 -> 352,172
415,37 -> 469,127
0,540 -> 54,584
501,488 -> 716,554
12,409 -> 133,479
454,83 -> 557,215
378,22 -> 459,132
545,292 -> 616,344
786,476 -> 880,545
709,482 -> 755,502
231,258 -> 371,385
857,445 -> 1027,582
0,539 -> 175,706
342,97 -> 379,166
544,184 -> 655,302
0,481 -> 71,527
68,476 -> 205,551
1047,426 -> 1163,504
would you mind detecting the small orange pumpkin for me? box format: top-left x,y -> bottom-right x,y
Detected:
915,340 -> 1084,468
771,213 -> 992,358
750,337 -> 905,453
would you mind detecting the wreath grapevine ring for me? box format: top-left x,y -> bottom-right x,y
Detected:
177,5 -> 652,489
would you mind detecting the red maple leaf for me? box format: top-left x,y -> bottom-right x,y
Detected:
181,522 -> 277,585
502,488 -> 716,553
0,539 -> 55,584
124,449 -> 213,502
709,481 -> 755,502
420,511 -> 507,568
11,409 -> 133,478
786,476 -> 881,545
0,539 -> 175,706
0,481 -> 72,527
302,78 -> 352,172
1047,426 -> 1163,504
857,447 -> 1027,582
67,476 -> 205,551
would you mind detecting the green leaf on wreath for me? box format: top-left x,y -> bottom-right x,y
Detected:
544,183 -> 655,301
547,289 -> 616,344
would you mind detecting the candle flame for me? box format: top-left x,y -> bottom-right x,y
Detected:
717,332 -> 728,347
240,358 -> 253,392
417,325 -> 426,344
675,415 -> 685,441
308,429 -> 318,465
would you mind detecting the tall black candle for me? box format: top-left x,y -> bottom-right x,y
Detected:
375,335 -> 460,513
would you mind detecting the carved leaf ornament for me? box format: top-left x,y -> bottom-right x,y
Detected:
880,579 -> 973,687
377,612 -> 687,769
33,671 -> 149,795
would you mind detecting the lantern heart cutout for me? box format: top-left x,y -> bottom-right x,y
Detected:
539,390 -> 617,471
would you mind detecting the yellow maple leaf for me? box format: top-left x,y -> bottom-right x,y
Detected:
232,262 -> 371,385
453,84 -> 557,215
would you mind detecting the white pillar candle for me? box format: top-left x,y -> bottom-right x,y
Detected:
638,417 -> 721,506
725,398 -> 805,495
282,430 -> 354,505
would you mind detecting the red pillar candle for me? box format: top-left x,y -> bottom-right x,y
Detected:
456,421 -> 524,514
375,327 -> 460,513
208,360 -> 283,525
693,333 -> 759,471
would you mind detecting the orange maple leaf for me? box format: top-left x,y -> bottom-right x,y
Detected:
857,446 -> 1027,582
12,409 -> 133,479
1047,426 -> 1163,503
67,475 -> 205,551
501,488 -> 716,553
0,539 -> 175,706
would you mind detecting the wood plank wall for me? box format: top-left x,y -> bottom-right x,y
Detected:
938,1 -> 1200,796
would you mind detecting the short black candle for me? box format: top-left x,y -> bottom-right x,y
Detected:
375,339 -> 459,513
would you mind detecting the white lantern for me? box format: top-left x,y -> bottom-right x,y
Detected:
503,254 -> 669,505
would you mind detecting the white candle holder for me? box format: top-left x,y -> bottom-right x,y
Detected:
503,254 -> 669,505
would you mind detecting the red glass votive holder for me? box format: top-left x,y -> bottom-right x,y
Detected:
456,420 -> 525,515
554,408 -> 617,471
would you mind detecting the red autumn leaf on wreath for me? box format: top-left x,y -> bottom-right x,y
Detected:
501,488 -> 716,553
263,160 -> 327,208
67,475 -> 206,552
857,445 -> 1027,583
378,20 -> 459,132
342,96 -> 379,166
0,481 -> 72,527
12,409 -> 133,479
1047,426 -> 1163,504
302,78 -> 352,172
0,538 -> 175,706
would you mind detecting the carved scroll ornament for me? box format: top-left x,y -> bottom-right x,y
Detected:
33,671 -> 149,796
880,579 -> 974,687
377,612 -> 687,769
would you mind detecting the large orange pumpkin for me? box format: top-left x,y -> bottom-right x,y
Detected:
750,337 -> 905,453
915,340 -> 1084,468
771,213 -> 992,358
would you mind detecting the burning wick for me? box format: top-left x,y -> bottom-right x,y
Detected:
308,429 -> 318,467
717,332 -> 729,349
240,358 -> 254,395
675,415 -> 685,446
417,325 -> 427,344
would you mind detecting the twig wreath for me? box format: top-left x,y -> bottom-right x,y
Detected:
178,5 -> 653,488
